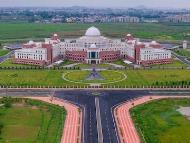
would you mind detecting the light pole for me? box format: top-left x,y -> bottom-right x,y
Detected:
49,88 -> 55,102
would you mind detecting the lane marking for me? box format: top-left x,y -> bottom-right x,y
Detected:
95,97 -> 104,143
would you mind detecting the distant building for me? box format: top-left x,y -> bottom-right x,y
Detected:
166,14 -> 190,23
14,27 -> 172,66
183,40 -> 188,49
101,16 -> 140,23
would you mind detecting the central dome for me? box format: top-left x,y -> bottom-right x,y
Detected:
85,26 -> 101,36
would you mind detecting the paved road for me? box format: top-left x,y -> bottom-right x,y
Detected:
172,51 -> 190,66
27,97 -> 81,143
0,89 -> 190,143
35,90 -> 149,143
0,51 -> 14,63
95,97 -> 104,143
115,95 -> 190,143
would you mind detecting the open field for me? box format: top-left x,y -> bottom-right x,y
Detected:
130,98 -> 190,143
0,97 -> 66,143
0,69 -> 189,87
0,49 -> 10,57
1,23 -> 190,43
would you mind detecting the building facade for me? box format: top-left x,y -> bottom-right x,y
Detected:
14,26 -> 172,66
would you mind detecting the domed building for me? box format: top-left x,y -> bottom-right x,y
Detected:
85,26 -> 101,36
57,26 -> 124,64
14,26 -> 172,66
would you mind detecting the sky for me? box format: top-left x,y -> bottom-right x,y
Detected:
0,0 -> 190,9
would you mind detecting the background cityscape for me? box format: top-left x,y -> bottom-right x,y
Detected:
1,7 -> 190,23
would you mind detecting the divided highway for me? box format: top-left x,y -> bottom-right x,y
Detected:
95,97 -> 103,143
0,89 -> 190,143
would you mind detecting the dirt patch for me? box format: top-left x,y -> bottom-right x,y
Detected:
177,106 -> 190,120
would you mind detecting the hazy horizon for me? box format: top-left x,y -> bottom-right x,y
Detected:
0,0 -> 190,9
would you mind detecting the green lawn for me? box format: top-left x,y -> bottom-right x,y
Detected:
0,69 -> 189,87
64,70 -> 125,84
174,49 -> 190,59
150,59 -> 187,68
0,49 -> 10,57
1,23 -> 190,43
0,59 -> 39,68
130,98 -> 190,143
0,97 -> 66,143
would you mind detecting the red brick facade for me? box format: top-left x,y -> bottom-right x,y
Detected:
65,51 -> 87,62
135,44 -> 145,64
126,55 -> 135,63
13,58 -> 46,66
99,51 -> 120,62
42,43 -> 52,63
141,59 -> 173,66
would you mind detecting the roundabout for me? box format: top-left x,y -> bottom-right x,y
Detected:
62,70 -> 127,85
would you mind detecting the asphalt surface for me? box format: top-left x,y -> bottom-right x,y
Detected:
172,51 -> 190,66
0,89 -> 190,143
0,51 -> 14,63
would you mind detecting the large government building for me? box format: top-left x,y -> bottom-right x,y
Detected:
13,26 -> 172,66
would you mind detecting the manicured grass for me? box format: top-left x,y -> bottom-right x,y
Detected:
119,69 -> 190,87
174,49 -> 190,58
0,69 -> 189,87
1,23 -> 190,43
0,97 -> 66,143
130,98 -> 190,143
150,59 -> 187,68
64,70 -> 125,83
0,49 -> 10,57
64,70 -> 89,82
0,70 -> 68,87
0,59 -> 38,68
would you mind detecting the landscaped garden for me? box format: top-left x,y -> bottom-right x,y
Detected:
63,70 -> 126,84
0,97 -> 66,143
130,98 -> 190,143
0,69 -> 189,87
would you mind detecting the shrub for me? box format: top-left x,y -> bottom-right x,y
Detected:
2,97 -> 12,108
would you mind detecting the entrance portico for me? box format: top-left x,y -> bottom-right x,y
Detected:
86,59 -> 101,64
86,44 -> 101,64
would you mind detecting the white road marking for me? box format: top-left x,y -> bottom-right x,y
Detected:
95,97 -> 104,143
